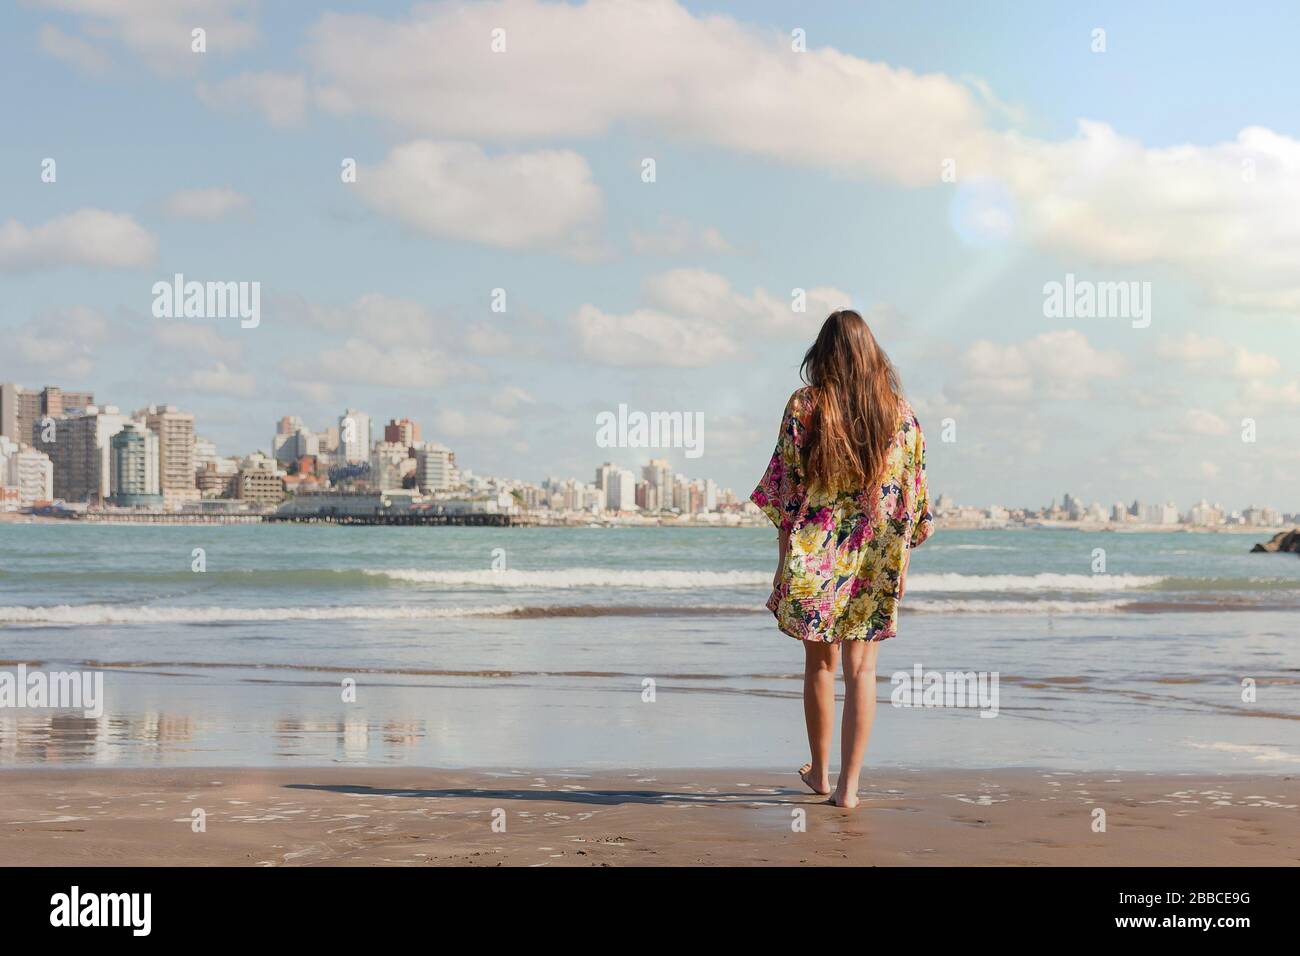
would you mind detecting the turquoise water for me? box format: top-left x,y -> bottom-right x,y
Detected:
0,524 -> 1296,770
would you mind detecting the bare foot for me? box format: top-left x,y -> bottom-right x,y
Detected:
827,792 -> 860,809
798,763 -> 830,795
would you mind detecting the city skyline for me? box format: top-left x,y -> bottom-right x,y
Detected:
3,2 -> 1300,512
2,377 -> 1295,527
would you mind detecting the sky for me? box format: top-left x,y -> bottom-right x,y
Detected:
2,0 -> 1299,512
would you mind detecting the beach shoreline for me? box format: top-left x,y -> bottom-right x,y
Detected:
2,766 -> 1295,866
2,511 -> 1293,535
3,524 -> 1297,775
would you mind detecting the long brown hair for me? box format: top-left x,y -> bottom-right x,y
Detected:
800,310 -> 903,495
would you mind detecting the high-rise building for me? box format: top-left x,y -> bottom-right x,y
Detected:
0,384 -> 32,443
40,386 -> 95,419
109,422 -> 162,507
139,405 -> 199,509
1188,499 -> 1224,526
703,478 -> 718,512
272,417 -> 317,464
0,436 -> 54,508
1242,505 -> 1282,527
672,474 -> 690,512
1,383 -> 94,445
339,409 -> 372,464
595,462 -> 619,496
273,427 -> 319,465
34,404 -> 126,503
197,465 -> 234,498
415,442 -> 456,492
15,447 -> 53,507
1142,501 -> 1180,525
383,418 -> 420,448
371,441 -> 413,490
643,458 -> 672,511
233,454 -> 286,505
606,468 -> 636,511
193,436 -> 218,475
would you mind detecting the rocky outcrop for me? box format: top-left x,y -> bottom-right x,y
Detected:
1251,529 -> 1300,554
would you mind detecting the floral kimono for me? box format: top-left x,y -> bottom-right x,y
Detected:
750,386 -> 933,643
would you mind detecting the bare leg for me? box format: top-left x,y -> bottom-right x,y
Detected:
799,640 -> 839,794
830,639 -> 879,808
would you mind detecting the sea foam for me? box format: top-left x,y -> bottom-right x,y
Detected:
367,568 -> 1165,592
368,568 -> 771,588
0,604 -> 527,625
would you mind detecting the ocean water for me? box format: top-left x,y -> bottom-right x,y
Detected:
0,523 -> 1296,771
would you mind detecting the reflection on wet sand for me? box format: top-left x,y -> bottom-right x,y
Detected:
272,717 -> 427,761
0,712 -> 196,764
0,711 -> 435,766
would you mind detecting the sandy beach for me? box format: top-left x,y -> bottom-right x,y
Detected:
1,767 -> 1295,866
4,526 -> 1298,870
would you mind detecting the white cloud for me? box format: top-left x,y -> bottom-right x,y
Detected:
1232,346 -> 1281,379
305,1 -> 1300,313
1157,333 -> 1225,367
629,217 -> 734,256
33,0 -> 258,74
1242,380 -> 1300,407
1001,123 -> 1300,314
281,293 -> 489,390
571,270 -> 852,367
284,292 -> 464,348
171,362 -> 256,398
463,323 -> 512,354
489,386 -> 535,412
163,187 -> 252,220
293,339 -> 470,389
640,268 -> 850,335
151,321 -> 243,363
0,209 -> 156,272
947,330 -> 1126,404
1184,408 -> 1229,436
13,306 -> 109,378
291,381 -> 334,405
435,409 -> 517,438
571,304 -> 740,367
308,0 -> 986,187
197,72 -> 307,127
39,24 -> 112,74
357,140 -> 604,257
1213,287 -> 1300,313
280,293 -> 505,389
1157,334 -> 1282,381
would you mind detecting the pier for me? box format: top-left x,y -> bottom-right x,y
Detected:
62,511 -> 529,526
264,512 -> 522,526
72,511 -> 266,524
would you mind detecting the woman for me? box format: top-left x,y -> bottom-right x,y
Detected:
750,310 -> 933,808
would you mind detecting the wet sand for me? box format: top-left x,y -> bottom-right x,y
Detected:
1,767 -> 1296,866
